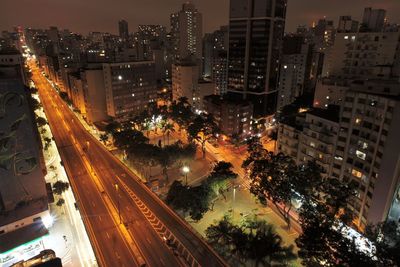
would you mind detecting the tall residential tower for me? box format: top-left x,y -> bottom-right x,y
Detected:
227,0 -> 287,118
170,2 -> 203,62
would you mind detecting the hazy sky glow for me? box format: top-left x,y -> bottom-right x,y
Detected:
1,0 -> 399,34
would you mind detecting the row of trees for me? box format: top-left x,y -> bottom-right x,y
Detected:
243,137 -> 400,266
206,215 -> 296,267
166,161 -> 237,221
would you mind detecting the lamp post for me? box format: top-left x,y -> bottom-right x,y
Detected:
114,183 -> 121,224
86,140 -> 93,172
182,166 -> 190,186
232,185 -> 237,219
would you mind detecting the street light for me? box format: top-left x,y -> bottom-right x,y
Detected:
232,185 -> 238,219
182,166 -> 190,185
86,141 -> 93,172
114,183 -> 121,224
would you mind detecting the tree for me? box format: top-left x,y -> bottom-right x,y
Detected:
112,128 -> 148,150
36,116 -> 48,128
187,114 -> 219,158
128,143 -> 160,179
206,161 -> 238,204
242,137 -> 268,170
245,220 -> 296,267
99,133 -> 109,145
53,181 -> 70,195
161,121 -> 175,145
169,97 -> 194,131
166,161 -> 236,221
295,178 -> 375,266
29,96 -> 42,111
155,144 -> 179,182
248,153 -> 297,228
366,220 -> 400,266
166,180 -> 210,221
105,121 -> 121,135
43,136 -> 52,150
205,215 -> 237,257
56,198 -> 65,206
206,215 -> 296,266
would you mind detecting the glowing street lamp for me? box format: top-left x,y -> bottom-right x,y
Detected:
182,166 -> 190,185
114,183 -> 121,224
42,214 -> 54,229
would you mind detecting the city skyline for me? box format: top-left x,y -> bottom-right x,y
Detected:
1,0 -> 400,34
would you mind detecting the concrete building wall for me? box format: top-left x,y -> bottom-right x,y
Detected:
82,68 -> 108,124
103,61 -> 157,119
172,63 -> 199,106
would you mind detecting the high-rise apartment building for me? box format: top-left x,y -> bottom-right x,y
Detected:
227,0 -> 287,118
322,31 -> 400,80
103,61 -> 157,119
279,80 -> 400,230
82,66 -> 109,124
203,94 -> 253,137
278,35 -> 312,109
312,18 -> 336,51
277,106 -> 339,177
362,8 -> 386,32
170,2 -> 203,62
337,16 -> 359,33
332,82 -> 400,229
212,50 -> 228,95
203,26 -> 229,78
118,19 -> 129,41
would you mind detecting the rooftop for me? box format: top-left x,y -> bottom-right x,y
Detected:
308,106 -> 340,123
0,222 -> 48,254
0,80 -> 47,225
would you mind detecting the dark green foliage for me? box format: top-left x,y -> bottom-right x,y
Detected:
166,180 -> 210,221
53,181 -> 70,195
187,114 -> 219,158
56,198 -> 65,206
295,179 -> 375,267
166,161 -> 237,221
99,133 -> 109,144
112,128 -> 148,150
36,116 -> 47,128
206,216 -> 296,266
169,97 -> 194,130
366,221 -> 400,266
105,121 -> 122,135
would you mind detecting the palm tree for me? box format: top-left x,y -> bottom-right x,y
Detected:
162,121 -> 175,145
99,133 -> 109,145
246,221 -> 296,267
205,215 -> 236,256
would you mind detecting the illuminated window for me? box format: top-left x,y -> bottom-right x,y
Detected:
355,118 -> 362,124
334,156 -> 343,161
352,169 -> 363,178
356,150 -> 366,160
310,142 -> 315,147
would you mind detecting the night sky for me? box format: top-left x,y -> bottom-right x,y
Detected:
1,0 -> 399,34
